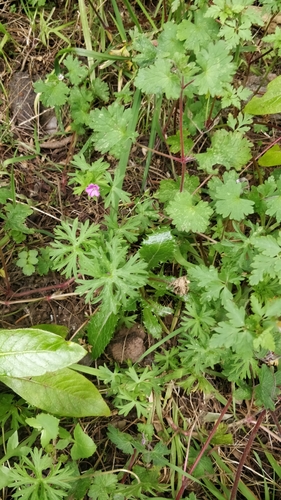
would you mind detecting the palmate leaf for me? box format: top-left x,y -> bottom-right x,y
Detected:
156,174 -> 200,203
2,203 -> 34,235
210,322 -> 254,356
188,265 -> 233,306
91,78 -> 109,102
107,424 -> 134,454
157,21 -> 186,58
69,86 -> 93,132
132,33 -> 157,66
88,101 -> 138,158
177,9 -> 219,55
189,265 -> 224,301
135,58 -> 181,99
213,177 -> 254,220
194,40 -> 236,96
34,75 -> 70,107
166,192 -> 213,233
195,130 -> 252,173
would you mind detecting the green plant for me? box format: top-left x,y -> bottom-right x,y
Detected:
0,328 -> 109,417
4,0 -> 281,498
2,447 -> 74,500
16,249 -> 38,276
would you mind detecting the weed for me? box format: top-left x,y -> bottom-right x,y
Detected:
1,0 -> 281,498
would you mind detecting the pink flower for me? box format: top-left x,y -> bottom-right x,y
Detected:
85,184 -> 100,198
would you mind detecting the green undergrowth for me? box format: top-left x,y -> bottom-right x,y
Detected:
1,0 -> 281,498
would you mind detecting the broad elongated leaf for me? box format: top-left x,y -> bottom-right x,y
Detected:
244,76 -> 281,115
87,309 -> 118,360
0,368 -> 110,417
142,305 -> 162,339
0,329 -> 86,378
258,145 -> 281,167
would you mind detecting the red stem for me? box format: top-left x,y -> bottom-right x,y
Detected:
179,77 -> 185,193
176,396 -> 233,500
230,409 -> 266,500
5,276 -> 77,300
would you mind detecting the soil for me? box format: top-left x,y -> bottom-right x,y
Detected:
9,71 -> 36,130
107,324 -> 146,363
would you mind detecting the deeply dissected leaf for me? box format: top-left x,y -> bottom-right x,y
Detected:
1,203 -> 34,235
87,308 -> 118,360
77,237 -> 148,314
0,368 -> 110,417
63,54 -> 88,85
88,473 -> 118,499
249,234 -> 281,285
0,329 -> 86,377
189,265 -> 225,301
107,424 -> 134,455
49,218 -> 100,278
166,192 -> 213,233
139,229 -> 176,268
244,75 -> 281,115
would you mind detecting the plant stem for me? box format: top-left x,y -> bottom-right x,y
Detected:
176,396 -> 233,500
230,409 -> 266,500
